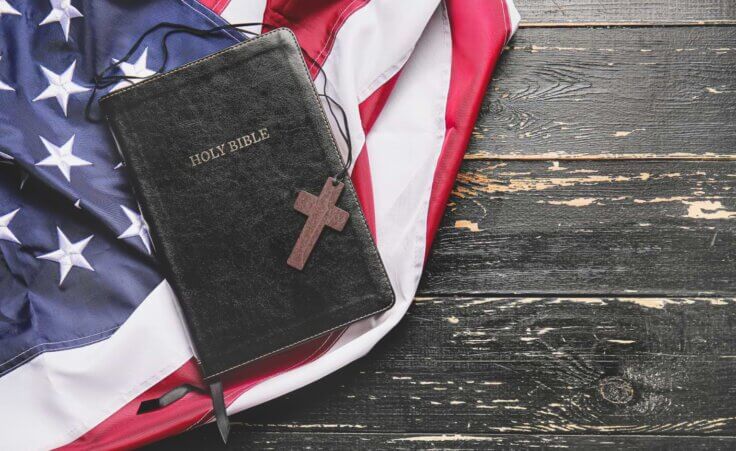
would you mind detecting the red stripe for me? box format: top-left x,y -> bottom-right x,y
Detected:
351,150 -> 376,237
61,331 -> 341,451
197,0 -> 230,15
425,0 -> 509,259
263,0 -> 369,77
63,1 -> 376,449
352,72 -> 400,238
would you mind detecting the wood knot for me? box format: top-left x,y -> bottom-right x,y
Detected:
598,376 -> 634,404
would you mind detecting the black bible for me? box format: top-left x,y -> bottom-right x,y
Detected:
100,28 -> 394,438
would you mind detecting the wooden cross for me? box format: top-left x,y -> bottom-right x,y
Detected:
287,178 -> 350,270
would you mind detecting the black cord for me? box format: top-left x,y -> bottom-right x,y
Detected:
87,22 -> 353,183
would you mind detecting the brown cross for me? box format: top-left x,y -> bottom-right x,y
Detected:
287,178 -> 350,270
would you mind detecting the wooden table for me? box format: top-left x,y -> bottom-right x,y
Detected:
153,1 -> 736,448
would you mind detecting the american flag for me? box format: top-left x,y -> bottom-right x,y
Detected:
0,0 -> 518,448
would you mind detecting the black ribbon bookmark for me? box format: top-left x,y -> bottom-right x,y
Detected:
209,380 -> 230,443
137,381 -> 230,443
137,384 -> 206,414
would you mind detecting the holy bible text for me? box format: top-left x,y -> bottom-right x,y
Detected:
189,127 -> 270,167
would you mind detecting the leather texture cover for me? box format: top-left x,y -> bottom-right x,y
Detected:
100,28 -> 394,381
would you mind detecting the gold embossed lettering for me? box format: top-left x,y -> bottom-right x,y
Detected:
189,128 -> 272,167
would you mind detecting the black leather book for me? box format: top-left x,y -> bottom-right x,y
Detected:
100,29 -> 394,383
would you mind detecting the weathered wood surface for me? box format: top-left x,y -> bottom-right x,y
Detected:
154,432 -> 736,450
514,0 -> 736,25
154,296 -> 736,449
470,27 -> 736,159
422,160 -> 736,296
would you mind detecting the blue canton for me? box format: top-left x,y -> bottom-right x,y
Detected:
0,0 -> 243,375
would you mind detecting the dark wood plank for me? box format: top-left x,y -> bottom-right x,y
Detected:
422,160 -> 736,296
514,0 -> 736,25
470,27 -> 736,159
153,431 -> 736,450
151,296 -> 736,448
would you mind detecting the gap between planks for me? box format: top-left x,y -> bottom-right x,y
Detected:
520,21 -> 736,28
414,295 -> 735,302
463,155 -> 736,162
225,429 -> 736,440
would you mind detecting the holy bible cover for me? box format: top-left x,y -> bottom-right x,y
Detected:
100,29 -> 394,381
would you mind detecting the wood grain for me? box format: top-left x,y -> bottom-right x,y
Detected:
422,160 -> 736,296
152,296 -> 736,448
153,432 -> 736,450
514,0 -> 736,25
470,27 -> 736,159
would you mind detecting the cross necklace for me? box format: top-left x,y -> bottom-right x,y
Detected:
287,178 -> 349,270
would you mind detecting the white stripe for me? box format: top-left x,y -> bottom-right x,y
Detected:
312,0 -> 439,171
227,3 -> 453,415
0,281 -> 193,450
220,0 -> 266,34
506,0 -> 521,35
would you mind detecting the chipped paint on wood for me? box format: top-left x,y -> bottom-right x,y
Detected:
614,129 -> 645,137
431,160 -> 736,296
684,201 -> 736,220
454,220 -> 482,232
393,434 -> 503,442
548,161 -> 567,171
633,196 -> 690,204
547,197 -> 598,207
464,152 -> 736,161
454,171 -> 648,197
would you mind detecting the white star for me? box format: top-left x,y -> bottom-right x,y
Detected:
39,0 -> 82,42
118,205 -> 152,253
36,134 -> 92,182
0,208 -> 21,245
37,227 -> 94,285
0,56 -> 14,92
33,60 -> 89,116
0,0 -> 20,18
110,48 -> 156,92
